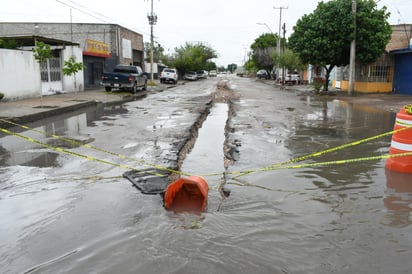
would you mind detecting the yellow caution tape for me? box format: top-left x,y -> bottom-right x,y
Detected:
0,127 -> 168,177
228,125 -> 412,179
258,151 -> 412,171
0,118 -> 191,177
2,119 -> 412,180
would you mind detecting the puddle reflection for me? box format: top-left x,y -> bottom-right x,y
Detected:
384,170 -> 412,227
0,104 -> 127,168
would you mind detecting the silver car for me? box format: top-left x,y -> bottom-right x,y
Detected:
184,71 -> 198,81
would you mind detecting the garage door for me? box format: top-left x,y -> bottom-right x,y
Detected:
393,53 -> 412,95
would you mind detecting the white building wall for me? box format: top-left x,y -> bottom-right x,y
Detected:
62,46 -> 85,92
0,48 -> 41,100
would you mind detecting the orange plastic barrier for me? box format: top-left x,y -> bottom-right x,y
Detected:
164,176 -> 208,213
386,106 -> 412,173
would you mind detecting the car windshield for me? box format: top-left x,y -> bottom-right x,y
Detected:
163,69 -> 175,73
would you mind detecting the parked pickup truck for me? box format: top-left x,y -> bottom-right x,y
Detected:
160,68 -> 178,84
101,65 -> 147,92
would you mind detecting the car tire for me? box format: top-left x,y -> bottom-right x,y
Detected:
105,86 -> 112,92
132,85 -> 137,93
142,80 -> 147,91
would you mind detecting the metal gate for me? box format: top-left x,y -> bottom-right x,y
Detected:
40,56 -> 63,95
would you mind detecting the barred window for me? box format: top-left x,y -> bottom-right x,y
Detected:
40,57 -> 62,82
359,54 -> 393,82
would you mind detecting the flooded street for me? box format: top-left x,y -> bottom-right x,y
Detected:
1,76 -> 412,273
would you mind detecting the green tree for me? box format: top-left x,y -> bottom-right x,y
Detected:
272,49 -> 305,73
227,63 -> 237,73
169,42 -> 217,75
250,33 -> 279,76
0,38 -> 18,49
244,59 -> 257,73
62,55 -> 85,76
217,66 -> 226,73
62,55 -> 86,91
288,0 -> 391,91
32,41 -> 52,63
205,61 -> 217,71
144,42 -> 166,63
33,41 -> 53,96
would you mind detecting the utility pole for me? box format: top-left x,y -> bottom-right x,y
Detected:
282,23 -> 286,86
147,0 -> 157,83
273,6 -> 288,57
348,0 -> 357,95
274,6 -> 288,81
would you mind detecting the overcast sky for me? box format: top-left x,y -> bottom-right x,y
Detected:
1,0 -> 411,66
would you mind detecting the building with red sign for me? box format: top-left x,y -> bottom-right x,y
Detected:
0,22 -> 144,89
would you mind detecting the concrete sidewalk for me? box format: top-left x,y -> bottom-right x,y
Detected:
0,84 -> 170,128
258,79 -> 411,113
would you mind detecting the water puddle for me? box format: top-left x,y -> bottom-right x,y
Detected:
0,104 -> 128,168
180,103 -> 228,180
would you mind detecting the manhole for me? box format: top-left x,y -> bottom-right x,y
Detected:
123,169 -> 169,194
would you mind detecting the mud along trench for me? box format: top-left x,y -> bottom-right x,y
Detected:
173,80 -> 238,175
127,80 -> 238,209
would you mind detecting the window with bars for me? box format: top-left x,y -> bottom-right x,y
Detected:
40,57 -> 62,82
359,54 -> 393,82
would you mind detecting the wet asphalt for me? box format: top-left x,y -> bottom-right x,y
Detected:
1,76 -> 412,273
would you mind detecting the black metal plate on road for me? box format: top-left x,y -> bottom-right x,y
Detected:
123,169 -> 169,194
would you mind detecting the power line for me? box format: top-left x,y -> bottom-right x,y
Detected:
55,0 -> 111,24
55,0 -> 149,36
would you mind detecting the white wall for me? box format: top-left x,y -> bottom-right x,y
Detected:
144,61 -> 158,74
0,48 -> 41,100
62,46 -> 85,92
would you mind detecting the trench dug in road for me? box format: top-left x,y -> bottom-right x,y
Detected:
166,80 -> 236,199
124,80 -> 236,203
181,80 -> 237,195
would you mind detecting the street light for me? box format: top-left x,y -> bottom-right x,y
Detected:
256,22 -> 274,34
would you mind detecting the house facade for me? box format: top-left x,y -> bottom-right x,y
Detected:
387,24 -> 412,95
332,24 -> 412,94
0,22 -> 145,90
0,36 -> 82,100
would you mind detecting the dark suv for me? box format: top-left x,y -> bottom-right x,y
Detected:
257,70 -> 270,79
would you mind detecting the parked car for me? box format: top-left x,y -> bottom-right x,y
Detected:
209,70 -> 217,77
101,65 -> 147,92
160,68 -> 178,84
197,70 -> 208,79
280,74 -> 300,85
184,71 -> 198,81
257,69 -> 270,79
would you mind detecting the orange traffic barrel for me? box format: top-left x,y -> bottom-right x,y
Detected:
164,176 -> 208,213
386,105 -> 412,173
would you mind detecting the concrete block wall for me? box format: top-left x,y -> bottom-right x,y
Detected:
386,24 -> 412,51
0,22 -> 144,68
0,48 -> 41,100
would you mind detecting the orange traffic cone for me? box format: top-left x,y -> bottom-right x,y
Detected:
164,176 -> 208,213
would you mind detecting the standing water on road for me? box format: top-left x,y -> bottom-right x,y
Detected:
180,102 -> 229,211
1,77 -> 412,273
